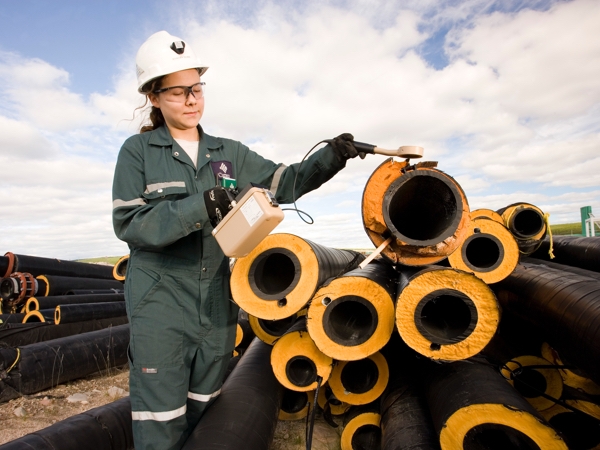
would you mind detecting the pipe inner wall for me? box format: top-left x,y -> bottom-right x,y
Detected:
383,172 -> 462,246
286,356 -> 318,388
323,296 -> 378,346
340,358 -> 379,394
249,248 -> 301,300
415,290 -> 478,346
351,424 -> 382,450
511,209 -> 544,239
548,412 -> 600,449
463,423 -> 541,450
463,234 -> 503,272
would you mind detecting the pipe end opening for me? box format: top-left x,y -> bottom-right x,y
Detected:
416,290 -> 478,345
463,423 -> 541,450
286,356 -> 318,388
323,296 -> 378,347
384,173 -> 462,245
249,248 -> 301,300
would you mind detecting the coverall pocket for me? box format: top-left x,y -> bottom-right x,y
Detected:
128,268 -> 184,366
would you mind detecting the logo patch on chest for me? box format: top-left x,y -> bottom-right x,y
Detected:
210,160 -> 234,183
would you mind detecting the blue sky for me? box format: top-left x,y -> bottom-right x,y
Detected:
0,0 -> 598,259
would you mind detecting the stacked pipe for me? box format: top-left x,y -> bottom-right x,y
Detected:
0,253 -> 132,405
227,155 -> 590,449
1,252 -> 124,315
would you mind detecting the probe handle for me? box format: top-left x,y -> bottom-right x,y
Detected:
353,141 -> 424,159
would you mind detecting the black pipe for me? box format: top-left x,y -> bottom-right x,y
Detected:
383,170 -> 464,246
182,338 -> 282,450
494,262 -> 600,384
55,302 -> 127,324
0,397 -> 134,450
0,317 -> 129,347
67,289 -> 124,295
341,402 -> 382,450
522,256 -> 600,281
0,324 -> 129,402
0,348 -> 241,449
425,361 -> 565,449
1,252 -> 114,279
23,309 -> 55,323
0,313 -> 26,324
279,388 -> 310,420
531,236 -> 600,273
28,293 -> 124,311
236,309 -> 255,351
1,275 -> 123,301
497,203 -> 547,255
381,379 -> 440,450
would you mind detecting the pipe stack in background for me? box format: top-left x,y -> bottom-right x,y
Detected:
0,254 -> 129,403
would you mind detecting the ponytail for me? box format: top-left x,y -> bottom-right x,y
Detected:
138,76 -> 165,134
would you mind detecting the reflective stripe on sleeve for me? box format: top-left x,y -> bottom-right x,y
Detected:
113,198 -> 147,209
269,164 -> 287,196
187,388 -> 221,402
131,405 -> 187,421
144,181 -> 186,194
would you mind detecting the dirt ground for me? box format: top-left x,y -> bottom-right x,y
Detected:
0,368 -> 341,449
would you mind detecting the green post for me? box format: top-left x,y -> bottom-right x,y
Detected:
581,206 -> 592,236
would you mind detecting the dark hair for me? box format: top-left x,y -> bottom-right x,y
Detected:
138,76 -> 165,133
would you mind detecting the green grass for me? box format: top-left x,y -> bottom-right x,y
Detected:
550,222 -> 583,235
76,256 -> 123,265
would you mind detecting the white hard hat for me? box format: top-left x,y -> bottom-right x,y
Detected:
135,31 -> 208,93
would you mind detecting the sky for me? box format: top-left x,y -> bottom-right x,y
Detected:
0,0 -> 598,259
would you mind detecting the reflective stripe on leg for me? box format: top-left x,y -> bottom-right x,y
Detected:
187,388 -> 221,402
132,405 -> 187,421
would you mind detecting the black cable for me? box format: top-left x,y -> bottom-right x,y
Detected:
305,375 -> 323,450
280,139 -> 330,225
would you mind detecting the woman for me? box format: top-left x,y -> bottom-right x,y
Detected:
112,31 -> 361,450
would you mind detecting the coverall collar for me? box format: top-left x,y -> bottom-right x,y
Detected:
147,125 -> 223,150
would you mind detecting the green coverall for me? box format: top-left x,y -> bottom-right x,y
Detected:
112,124 -> 346,450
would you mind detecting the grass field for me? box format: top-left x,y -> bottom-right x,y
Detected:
77,256 -> 123,265
550,222 -> 584,235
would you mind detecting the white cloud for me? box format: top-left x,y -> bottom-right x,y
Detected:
1,0 -> 599,259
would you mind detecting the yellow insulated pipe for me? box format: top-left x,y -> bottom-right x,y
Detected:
498,202 -> 548,255
340,405 -> 381,450
308,260 -> 397,361
395,267 -> 499,361
248,312 -> 302,345
540,400 -> 600,450
270,318 -> 333,392
427,361 -> 568,450
112,254 -> 129,281
278,388 -> 314,421
448,217 -> 520,284
317,383 -> 351,417
362,158 -> 471,266
328,352 -> 389,406
471,208 -> 504,223
541,343 -> 600,396
231,233 -> 364,320
500,355 -> 564,411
